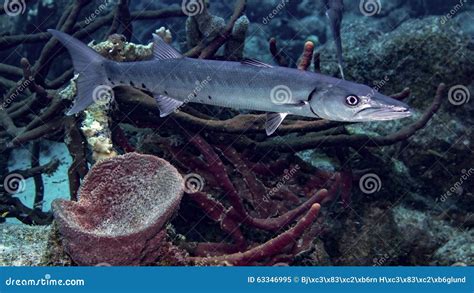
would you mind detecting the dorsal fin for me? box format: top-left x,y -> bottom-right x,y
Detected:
265,113 -> 288,135
241,58 -> 273,68
152,34 -> 183,60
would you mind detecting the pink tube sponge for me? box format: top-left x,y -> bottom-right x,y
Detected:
52,152 -> 184,266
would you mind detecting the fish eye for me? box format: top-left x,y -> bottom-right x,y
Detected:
345,95 -> 360,106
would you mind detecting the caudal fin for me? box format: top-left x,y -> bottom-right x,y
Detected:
48,29 -> 108,115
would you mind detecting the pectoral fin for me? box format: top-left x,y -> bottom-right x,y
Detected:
265,113 -> 288,135
154,94 -> 183,117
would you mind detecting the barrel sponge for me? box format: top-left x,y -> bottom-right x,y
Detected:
52,152 -> 184,265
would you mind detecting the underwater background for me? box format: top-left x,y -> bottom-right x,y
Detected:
0,0 -> 472,266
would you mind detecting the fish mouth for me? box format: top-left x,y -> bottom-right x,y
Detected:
355,106 -> 412,121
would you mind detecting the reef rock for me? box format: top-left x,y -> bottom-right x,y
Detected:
319,16 -> 474,106
52,152 -> 184,266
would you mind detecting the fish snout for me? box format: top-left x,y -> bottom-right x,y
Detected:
356,94 -> 412,121
355,106 -> 411,121
377,93 -> 411,117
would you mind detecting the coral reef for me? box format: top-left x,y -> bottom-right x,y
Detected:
49,148 -> 331,266
52,152 -> 184,265
185,2 -> 226,48
154,133 -> 337,265
81,101 -> 117,162
0,223 -> 51,266
318,16 -> 474,106
317,13 -> 473,227
0,1 -> 184,218
224,15 -> 249,60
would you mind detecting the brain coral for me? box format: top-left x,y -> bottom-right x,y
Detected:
52,152 -> 184,266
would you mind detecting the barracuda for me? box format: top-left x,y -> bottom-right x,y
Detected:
49,29 -> 411,135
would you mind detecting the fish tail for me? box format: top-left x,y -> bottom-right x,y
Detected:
48,29 -> 108,115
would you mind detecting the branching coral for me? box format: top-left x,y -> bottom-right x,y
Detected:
51,151 -> 329,266
131,127 -> 344,265
0,2 -> 186,222
0,0 -> 447,265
